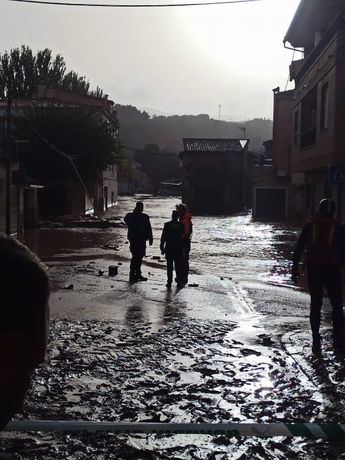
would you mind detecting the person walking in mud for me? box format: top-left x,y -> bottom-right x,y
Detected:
176,203 -> 193,286
160,210 -> 184,289
292,198 -> 345,354
124,201 -> 153,283
0,234 -> 50,430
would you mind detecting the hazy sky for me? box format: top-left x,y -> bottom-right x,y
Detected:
1,0 -> 300,120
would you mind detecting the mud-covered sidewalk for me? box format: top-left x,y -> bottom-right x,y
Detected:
2,196 -> 345,459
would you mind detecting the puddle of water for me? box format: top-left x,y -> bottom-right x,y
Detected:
22,196 -> 301,291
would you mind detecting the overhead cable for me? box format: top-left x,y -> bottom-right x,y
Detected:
23,116 -> 96,209
8,0 -> 264,8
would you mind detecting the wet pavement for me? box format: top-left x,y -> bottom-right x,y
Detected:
2,196 -> 345,459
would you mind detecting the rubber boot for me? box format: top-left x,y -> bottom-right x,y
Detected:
312,334 -> 321,354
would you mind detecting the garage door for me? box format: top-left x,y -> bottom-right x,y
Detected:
255,188 -> 286,219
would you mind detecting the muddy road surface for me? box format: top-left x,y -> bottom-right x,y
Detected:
2,196 -> 345,459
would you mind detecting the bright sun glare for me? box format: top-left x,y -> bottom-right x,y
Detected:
181,0 -> 300,71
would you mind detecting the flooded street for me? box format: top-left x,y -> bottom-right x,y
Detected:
2,196 -> 345,459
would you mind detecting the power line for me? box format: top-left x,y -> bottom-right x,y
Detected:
9,0 -> 264,8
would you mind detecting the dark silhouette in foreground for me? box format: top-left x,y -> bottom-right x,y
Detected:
160,210 -> 184,289
292,198 -> 345,354
124,201 -> 153,283
0,234 -> 50,430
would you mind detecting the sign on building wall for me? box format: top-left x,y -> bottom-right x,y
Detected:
329,166 -> 345,185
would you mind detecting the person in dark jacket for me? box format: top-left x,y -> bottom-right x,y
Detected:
160,210 -> 184,289
292,198 -> 345,353
124,201 -> 153,283
176,203 -> 193,286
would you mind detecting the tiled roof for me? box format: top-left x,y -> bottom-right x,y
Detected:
183,138 -> 247,152
0,99 -> 119,126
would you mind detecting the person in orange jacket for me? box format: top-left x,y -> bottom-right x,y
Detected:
176,203 -> 193,286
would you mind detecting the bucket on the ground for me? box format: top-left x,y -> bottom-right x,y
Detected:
108,265 -> 118,277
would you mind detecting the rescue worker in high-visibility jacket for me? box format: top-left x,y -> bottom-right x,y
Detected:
292,198 -> 345,354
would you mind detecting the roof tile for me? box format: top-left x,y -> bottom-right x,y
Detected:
183,138 -> 245,152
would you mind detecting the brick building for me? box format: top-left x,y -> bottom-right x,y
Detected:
179,138 -> 249,215
284,0 -> 345,218
252,89 -> 297,219
0,87 -> 119,232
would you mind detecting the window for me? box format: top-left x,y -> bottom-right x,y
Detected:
320,82 -> 329,131
300,86 -> 317,148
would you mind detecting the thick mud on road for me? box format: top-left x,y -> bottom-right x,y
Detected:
2,196 -> 345,459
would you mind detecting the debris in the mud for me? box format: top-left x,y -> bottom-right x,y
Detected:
36,221 -> 65,229
100,243 -> 119,251
151,256 -> 161,261
36,216 -> 125,229
108,266 -> 118,276
63,284 -> 74,290
241,348 -> 261,356
188,283 -> 199,287
118,262 -> 123,266
258,334 -> 275,346
220,277 -> 224,280
213,435 -> 232,446
98,270 -> 104,276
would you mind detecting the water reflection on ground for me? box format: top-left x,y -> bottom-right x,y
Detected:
22,195 -> 301,289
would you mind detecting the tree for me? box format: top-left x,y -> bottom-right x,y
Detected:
15,106 -> 118,185
0,46 -> 102,100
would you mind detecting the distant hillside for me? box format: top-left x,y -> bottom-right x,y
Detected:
115,104 -> 272,154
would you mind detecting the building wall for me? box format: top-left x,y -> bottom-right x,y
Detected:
290,32 -> 344,172
273,91 -> 293,174
286,30 -> 345,217
334,34 -> 345,164
103,164 -> 118,210
181,151 -> 246,215
250,165 -> 297,219
34,85 -> 114,114
251,90 -> 296,219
